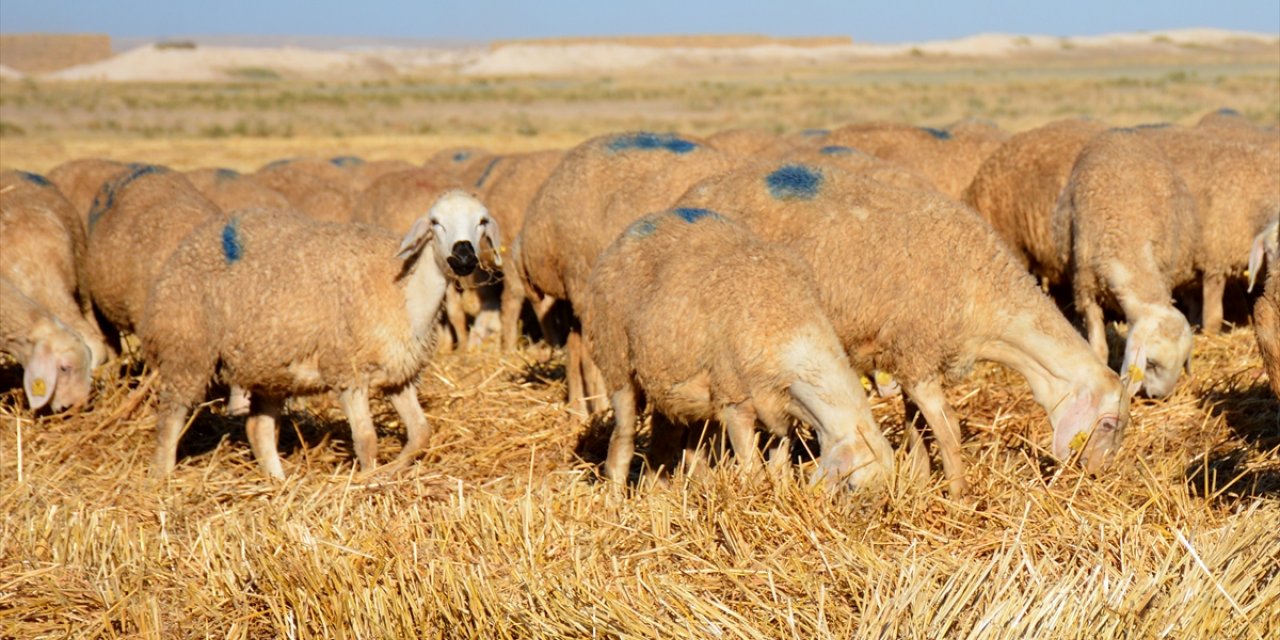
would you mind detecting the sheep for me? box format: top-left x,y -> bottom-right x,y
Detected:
1249,222 -> 1280,398
677,162 -> 1129,495
963,118 -> 1108,289
582,207 -> 894,487
473,149 -> 566,350
1135,124 -> 1280,334
818,121 -> 1005,199
83,164 -> 224,336
1053,129 -> 1199,398
1,277 -> 93,412
45,158 -> 131,229
141,191 -> 499,478
516,131 -> 739,417
1,170 -> 109,366
351,166 -> 479,349
784,145 -> 938,193
185,167 -> 291,213
251,157 -> 357,223
340,158 -> 417,192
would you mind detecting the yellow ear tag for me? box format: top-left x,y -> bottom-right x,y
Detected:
859,375 -> 873,392
1068,431 -> 1089,452
32,378 -> 47,397
1128,364 -> 1145,384
874,371 -> 894,387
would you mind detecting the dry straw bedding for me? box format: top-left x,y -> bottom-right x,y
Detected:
1,327 -> 1277,638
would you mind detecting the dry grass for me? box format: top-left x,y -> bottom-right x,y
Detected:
1,327 -> 1276,638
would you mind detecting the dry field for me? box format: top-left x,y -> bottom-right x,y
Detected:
1,50 -> 1279,638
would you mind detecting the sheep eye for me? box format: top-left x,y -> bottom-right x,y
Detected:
479,218 -> 490,227
1147,360 -> 1163,374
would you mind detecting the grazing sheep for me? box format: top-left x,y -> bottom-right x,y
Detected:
583,208 -> 894,487
251,158 -> 357,223
45,158 -> 131,229
705,127 -> 798,158
1,170 -> 109,366
141,191 -> 498,478
516,131 -> 738,416
962,118 -> 1109,287
1,277 -> 93,412
84,164 -> 223,335
185,167 -> 291,213
785,145 -> 938,193
474,149 -> 566,349
1054,129 -> 1199,397
819,121 -> 1005,199
677,163 -> 1129,495
1250,222 -> 1280,398
1136,124 -> 1280,334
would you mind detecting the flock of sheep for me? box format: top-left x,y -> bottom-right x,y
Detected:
1,107 -> 1277,494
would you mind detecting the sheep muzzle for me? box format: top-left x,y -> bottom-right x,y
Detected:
448,241 -> 478,276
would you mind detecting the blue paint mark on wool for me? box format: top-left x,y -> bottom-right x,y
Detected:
18,171 -> 51,187
215,168 -> 240,182
262,158 -> 294,171
799,129 -> 829,137
221,219 -> 243,264
920,127 -> 951,140
1216,107 -> 1241,116
452,151 -> 471,163
766,165 -> 823,200
672,208 -> 720,224
330,155 -> 364,167
626,218 -> 659,239
606,132 -> 697,154
474,157 -> 503,188
819,145 -> 859,156
88,164 -> 168,232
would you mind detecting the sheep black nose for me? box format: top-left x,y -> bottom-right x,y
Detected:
448,241 -> 478,276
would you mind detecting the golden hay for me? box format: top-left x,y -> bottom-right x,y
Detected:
1,327 -> 1276,638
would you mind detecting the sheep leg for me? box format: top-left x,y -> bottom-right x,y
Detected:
1201,272 -> 1225,335
767,435 -> 792,475
720,401 -> 762,474
227,385 -> 251,417
582,347 -> 610,415
388,383 -> 432,466
339,386 -> 379,472
152,396 -> 191,478
903,416 -> 932,489
245,394 -> 286,480
565,328 -> 588,419
905,379 -> 968,496
604,383 -> 638,484
1079,293 -> 1109,363
444,286 -> 469,349
500,272 -> 526,351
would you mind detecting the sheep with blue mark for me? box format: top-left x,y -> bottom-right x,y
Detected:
1248,221 -> 1280,398
818,120 -> 1007,199
677,162 -> 1130,496
1053,128 -> 1199,398
515,131 -> 740,418
963,118 -> 1109,291
786,145 -> 938,194
185,167 -> 292,214
141,191 -> 499,478
1,278 -> 94,412
83,164 -> 224,338
1133,123 -> 1280,335
1195,108 -> 1280,150
472,149 -> 567,350
1,170 -> 110,368
582,207 -> 894,488
46,158 -> 132,230
250,157 -> 358,224
425,147 -> 498,187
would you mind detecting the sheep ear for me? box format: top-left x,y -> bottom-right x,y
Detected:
1119,339 -> 1147,397
1247,231 -> 1268,293
396,218 -> 432,261
1053,389 -> 1096,459
483,219 -> 503,269
24,341 -> 58,410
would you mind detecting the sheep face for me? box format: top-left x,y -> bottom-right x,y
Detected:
1124,310 -> 1193,398
397,190 -> 500,279
26,320 -> 93,412
1048,378 -> 1127,475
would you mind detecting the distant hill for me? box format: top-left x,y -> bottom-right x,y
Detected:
490,34 -> 853,50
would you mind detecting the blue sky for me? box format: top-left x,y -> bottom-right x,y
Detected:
2,1 -> 1278,44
